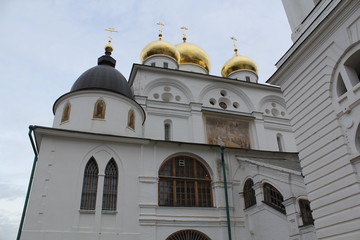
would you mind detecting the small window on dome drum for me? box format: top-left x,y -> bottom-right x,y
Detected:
151,62 -> 156,67
61,102 -> 71,123
127,109 -> 135,130
163,62 -> 168,68
93,99 -> 106,119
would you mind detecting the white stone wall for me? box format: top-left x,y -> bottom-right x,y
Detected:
270,1 -> 360,239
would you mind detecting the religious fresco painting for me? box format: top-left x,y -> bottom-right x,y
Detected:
205,115 -> 250,149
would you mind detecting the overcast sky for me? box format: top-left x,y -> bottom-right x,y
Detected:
0,0 -> 293,239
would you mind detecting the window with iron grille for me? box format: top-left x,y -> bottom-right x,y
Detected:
243,179 -> 256,208
102,159 -> 118,211
263,183 -> 286,214
159,156 -> 212,207
166,229 -> 211,240
299,199 -> 314,226
80,157 -> 98,210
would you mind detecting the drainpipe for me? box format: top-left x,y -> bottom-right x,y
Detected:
17,125 -> 38,240
220,145 -> 232,240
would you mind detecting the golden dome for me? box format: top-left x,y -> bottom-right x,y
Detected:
140,39 -> 180,63
221,53 -> 258,78
176,41 -> 211,73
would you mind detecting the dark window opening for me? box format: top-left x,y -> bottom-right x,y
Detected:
244,179 -> 256,208
263,183 -> 286,214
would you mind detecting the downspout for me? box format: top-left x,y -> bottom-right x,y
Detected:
17,125 -> 38,240
220,145 -> 232,240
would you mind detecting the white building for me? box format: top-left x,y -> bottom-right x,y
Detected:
18,28 -> 317,239
269,0 -> 360,240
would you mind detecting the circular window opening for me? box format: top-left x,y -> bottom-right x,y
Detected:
220,90 -> 227,97
153,93 -> 159,99
271,102 -> 276,107
209,98 -> 216,105
164,86 -> 171,92
233,102 -> 239,109
271,108 -> 279,117
219,102 -> 227,109
175,95 -> 181,101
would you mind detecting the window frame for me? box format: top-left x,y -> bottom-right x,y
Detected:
243,178 -> 257,209
80,157 -> 99,210
263,183 -> 286,214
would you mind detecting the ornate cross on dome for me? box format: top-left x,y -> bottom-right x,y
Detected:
157,22 -> 165,40
105,27 -> 118,45
230,37 -> 238,56
180,26 -> 188,42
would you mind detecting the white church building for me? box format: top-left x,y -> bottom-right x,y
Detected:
18,0 -> 360,240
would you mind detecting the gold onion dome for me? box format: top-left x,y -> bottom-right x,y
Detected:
140,36 -> 180,63
221,49 -> 258,78
176,38 -> 211,73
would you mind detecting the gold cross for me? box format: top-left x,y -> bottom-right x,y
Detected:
230,37 -> 238,55
105,27 -> 118,44
180,26 -> 188,40
157,22 -> 164,39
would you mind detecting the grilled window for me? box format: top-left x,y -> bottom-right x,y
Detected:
102,159 -> 118,211
263,183 -> 286,214
80,158 -> 98,210
299,199 -> 314,226
243,179 -> 256,208
159,156 -> 212,207
166,230 -> 211,240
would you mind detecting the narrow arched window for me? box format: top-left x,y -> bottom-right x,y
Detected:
61,102 -> 71,123
164,120 -> 172,141
263,183 -> 285,214
93,99 -> 106,119
166,229 -> 211,240
243,179 -> 256,208
277,133 -> 284,152
102,159 -> 118,211
80,157 -> 98,210
299,199 -> 314,225
159,156 -> 212,207
127,109 -> 135,130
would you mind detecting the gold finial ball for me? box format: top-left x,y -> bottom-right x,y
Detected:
105,44 -> 114,53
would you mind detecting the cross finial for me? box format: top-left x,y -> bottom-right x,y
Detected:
157,22 -> 165,40
105,27 -> 118,45
230,37 -> 238,55
180,26 -> 188,42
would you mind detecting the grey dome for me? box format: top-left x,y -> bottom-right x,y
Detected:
70,54 -> 133,99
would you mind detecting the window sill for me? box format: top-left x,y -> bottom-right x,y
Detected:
102,210 -> 117,214
79,209 -> 95,214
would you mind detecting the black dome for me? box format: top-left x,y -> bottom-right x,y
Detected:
70,54 -> 133,99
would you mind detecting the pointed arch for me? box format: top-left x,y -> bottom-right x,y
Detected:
102,158 -> 118,211
61,102 -> 71,123
93,99 -> 106,119
243,178 -> 256,208
80,157 -> 99,210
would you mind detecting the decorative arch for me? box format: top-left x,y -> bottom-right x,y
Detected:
80,157 -> 99,210
158,155 -> 213,207
93,99 -> 106,119
61,102 -> 71,123
166,230 -> 211,240
199,83 -> 255,112
263,182 -> 286,214
143,78 -> 194,103
243,178 -> 256,208
258,95 -> 288,118
102,158 -> 118,211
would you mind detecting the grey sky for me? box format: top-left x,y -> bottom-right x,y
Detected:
0,0 -> 292,239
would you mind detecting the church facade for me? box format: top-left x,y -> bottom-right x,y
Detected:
19,1 -> 360,240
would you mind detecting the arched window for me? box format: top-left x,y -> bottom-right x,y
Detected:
166,229 -> 211,240
102,159 -> 118,211
299,199 -> 314,226
263,183 -> 285,214
159,156 -> 212,207
127,109 -> 135,130
243,179 -> 256,208
61,102 -> 71,123
277,133 -> 284,152
164,119 -> 172,141
93,99 -> 106,119
80,157 -> 98,210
